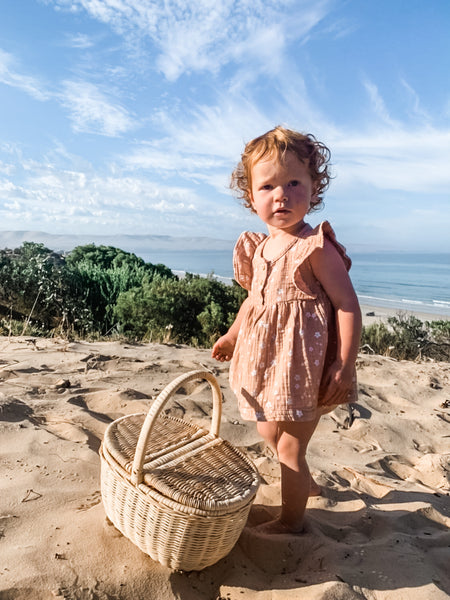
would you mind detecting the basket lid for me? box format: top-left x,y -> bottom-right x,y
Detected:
104,412 -> 206,470
103,413 -> 260,515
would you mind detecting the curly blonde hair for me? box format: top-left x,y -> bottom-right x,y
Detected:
231,126 -> 332,213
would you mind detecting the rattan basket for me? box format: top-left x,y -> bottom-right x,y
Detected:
100,369 -> 260,571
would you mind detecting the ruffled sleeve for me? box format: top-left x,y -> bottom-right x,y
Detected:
293,221 -> 352,293
233,231 -> 267,290
299,221 -> 351,268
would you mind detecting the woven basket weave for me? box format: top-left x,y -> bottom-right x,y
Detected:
100,369 -> 260,571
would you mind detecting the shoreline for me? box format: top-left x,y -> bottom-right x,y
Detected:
359,303 -> 448,327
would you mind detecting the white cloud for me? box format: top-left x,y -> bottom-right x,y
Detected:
124,147 -> 227,173
400,78 -> 432,124
0,158 -> 253,237
120,94 -> 274,200
0,179 -> 18,193
363,79 -> 399,128
333,127 -> 450,193
65,33 -> 96,49
48,0 -> 332,80
0,49 -> 50,101
61,80 -> 137,136
319,17 -> 358,40
0,48 -> 136,139
0,161 -> 14,176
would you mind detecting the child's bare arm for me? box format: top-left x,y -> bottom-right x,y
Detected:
310,240 -> 362,405
211,296 -> 251,362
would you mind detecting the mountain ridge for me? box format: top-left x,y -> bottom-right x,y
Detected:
0,230 -> 235,254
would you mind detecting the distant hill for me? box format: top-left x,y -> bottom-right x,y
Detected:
0,230 -> 235,255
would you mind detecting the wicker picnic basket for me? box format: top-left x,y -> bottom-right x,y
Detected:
100,369 -> 260,571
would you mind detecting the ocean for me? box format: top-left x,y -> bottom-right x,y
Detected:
139,249 -> 450,319
350,253 -> 450,318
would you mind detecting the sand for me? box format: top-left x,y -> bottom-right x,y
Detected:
360,305 -> 448,327
0,329 -> 449,600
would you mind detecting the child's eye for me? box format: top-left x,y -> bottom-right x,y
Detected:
262,184 -> 273,190
289,180 -> 299,187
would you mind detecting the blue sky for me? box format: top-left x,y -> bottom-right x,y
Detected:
0,0 -> 449,251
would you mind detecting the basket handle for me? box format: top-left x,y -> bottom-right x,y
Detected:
131,369 -> 222,485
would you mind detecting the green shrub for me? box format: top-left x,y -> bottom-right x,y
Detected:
65,244 -> 176,334
361,313 -> 450,361
114,274 -> 246,346
427,320 -> 450,343
0,242 -> 92,334
0,241 -> 247,344
361,322 -> 395,355
0,317 -> 51,338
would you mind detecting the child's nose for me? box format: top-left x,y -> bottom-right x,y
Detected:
274,185 -> 288,201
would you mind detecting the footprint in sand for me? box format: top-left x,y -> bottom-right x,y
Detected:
76,490 -> 102,511
77,389 -> 150,420
0,397 -> 34,422
80,353 -> 120,374
332,465 -> 396,499
366,453 -> 449,492
41,414 -> 89,443
394,504 -> 450,535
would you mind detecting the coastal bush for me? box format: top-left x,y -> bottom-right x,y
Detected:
0,242 -> 92,334
66,244 -> 173,280
360,322 -> 395,355
0,241 -> 246,344
114,274 -> 246,346
66,244 -> 176,334
0,242 -> 176,336
361,314 -> 450,361
0,316 -> 50,338
387,314 -> 428,360
427,320 -> 450,343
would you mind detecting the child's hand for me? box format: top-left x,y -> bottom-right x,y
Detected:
211,334 -> 236,362
320,361 -> 354,406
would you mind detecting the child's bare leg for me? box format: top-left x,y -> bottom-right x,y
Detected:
259,421 -> 322,498
256,418 -> 320,533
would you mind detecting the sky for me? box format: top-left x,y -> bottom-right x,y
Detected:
0,0 -> 449,252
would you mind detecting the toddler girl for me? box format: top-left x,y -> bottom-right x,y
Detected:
212,126 -> 361,534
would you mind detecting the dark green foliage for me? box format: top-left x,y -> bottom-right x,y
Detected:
361,313 -> 450,361
0,241 -> 246,345
66,244 -> 173,279
427,320 -> 450,343
0,242 -> 91,333
114,273 -> 246,346
361,322 -> 395,354
0,242 -> 177,336
64,244 -> 177,334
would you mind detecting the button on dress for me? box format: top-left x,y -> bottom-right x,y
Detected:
229,221 -> 357,422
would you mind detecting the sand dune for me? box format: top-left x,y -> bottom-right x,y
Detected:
0,335 -> 449,599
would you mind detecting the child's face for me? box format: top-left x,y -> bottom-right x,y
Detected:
249,151 -> 315,234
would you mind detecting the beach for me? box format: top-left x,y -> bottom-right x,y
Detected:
1,306 -> 449,600
359,304 -> 446,327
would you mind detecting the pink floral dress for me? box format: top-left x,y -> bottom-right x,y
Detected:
229,221 -> 357,422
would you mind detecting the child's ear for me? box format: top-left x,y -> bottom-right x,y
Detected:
248,189 -> 256,210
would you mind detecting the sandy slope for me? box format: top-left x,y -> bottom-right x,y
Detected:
0,335 -> 449,600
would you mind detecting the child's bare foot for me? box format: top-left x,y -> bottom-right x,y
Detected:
309,476 -> 322,496
253,518 -> 304,535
